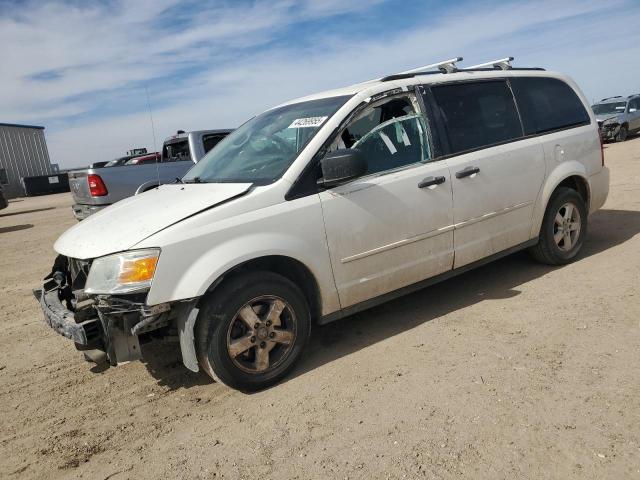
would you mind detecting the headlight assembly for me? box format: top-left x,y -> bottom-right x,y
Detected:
85,249 -> 160,295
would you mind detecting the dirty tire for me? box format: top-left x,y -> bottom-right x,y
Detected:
195,271 -> 311,392
616,125 -> 628,142
530,187 -> 588,265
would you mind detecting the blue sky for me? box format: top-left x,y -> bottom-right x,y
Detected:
1,0 -> 639,168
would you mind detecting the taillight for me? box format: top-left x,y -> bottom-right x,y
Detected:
88,174 -> 108,197
599,134 -> 605,166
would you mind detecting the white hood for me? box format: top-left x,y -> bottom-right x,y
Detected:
55,183 -> 252,259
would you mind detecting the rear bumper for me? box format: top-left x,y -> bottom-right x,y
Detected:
33,286 -> 102,346
72,203 -> 109,221
589,167 -> 610,213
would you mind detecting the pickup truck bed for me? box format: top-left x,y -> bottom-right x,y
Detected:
69,129 -> 231,220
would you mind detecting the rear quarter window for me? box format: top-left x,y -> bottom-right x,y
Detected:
510,77 -> 590,135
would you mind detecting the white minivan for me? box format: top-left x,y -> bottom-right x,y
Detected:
36,58 -> 609,391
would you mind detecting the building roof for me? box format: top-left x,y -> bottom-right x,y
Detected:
0,122 -> 45,130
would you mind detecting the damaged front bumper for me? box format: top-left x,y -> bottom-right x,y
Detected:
33,258 -> 193,368
34,285 -> 102,346
598,122 -> 620,141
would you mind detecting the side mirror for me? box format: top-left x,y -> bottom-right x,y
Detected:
319,149 -> 367,187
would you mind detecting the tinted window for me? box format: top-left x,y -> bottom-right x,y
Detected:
511,77 -> 590,135
0,168 -> 7,184
432,81 -> 523,154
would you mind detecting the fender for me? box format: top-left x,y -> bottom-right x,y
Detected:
147,231 -> 339,308
162,238 -> 339,373
529,160 -> 589,238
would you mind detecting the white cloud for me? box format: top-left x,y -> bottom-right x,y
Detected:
1,0 -> 639,168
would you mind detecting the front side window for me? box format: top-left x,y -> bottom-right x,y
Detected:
511,77 -> 590,134
432,80 -> 523,154
328,94 -> 431,176
183,95 -> 351,184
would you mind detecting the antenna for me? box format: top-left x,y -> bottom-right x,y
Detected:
465,57 -> 514,70
144,85 -> 160,191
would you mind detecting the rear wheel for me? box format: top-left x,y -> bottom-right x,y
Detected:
529,187 -> 587,265
195,271 -> 311,391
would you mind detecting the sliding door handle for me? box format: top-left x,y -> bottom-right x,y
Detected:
455,166 -> 480,179
418,176 -> 446,189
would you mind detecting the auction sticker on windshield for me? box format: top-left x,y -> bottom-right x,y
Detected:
288,116 -> 328,128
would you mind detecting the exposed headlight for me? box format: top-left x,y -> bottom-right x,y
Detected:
85,249 -> 160,295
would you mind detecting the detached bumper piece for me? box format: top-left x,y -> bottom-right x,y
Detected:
33,283 -> 102,347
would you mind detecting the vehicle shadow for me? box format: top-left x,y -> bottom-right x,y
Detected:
140,340 -> 211,390
136,208 -> 640,390
285,208 -> 640,383
0,224 -> 33,234
0,207 -> 55,218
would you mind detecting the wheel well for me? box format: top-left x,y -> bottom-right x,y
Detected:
557,175 -> 589,206
201,256 -> 322,322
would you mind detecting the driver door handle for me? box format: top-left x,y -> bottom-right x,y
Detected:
455,166 -> 480,179
418,176 -> 446,189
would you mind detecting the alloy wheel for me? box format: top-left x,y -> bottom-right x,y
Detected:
553,202 -> 581,252
225,295 -> 296,373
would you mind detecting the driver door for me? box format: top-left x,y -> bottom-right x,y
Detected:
319,93 -> 454,308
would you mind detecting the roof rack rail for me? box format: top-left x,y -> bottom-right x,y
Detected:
380,56 -> 544,82
628,93 -> 640,98
381,57 -> 463,81
600,96 -> 623,101
464,57 -> 514,70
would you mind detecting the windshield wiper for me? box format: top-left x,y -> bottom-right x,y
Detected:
183,177 -> 203,184
174,177 -> 183,184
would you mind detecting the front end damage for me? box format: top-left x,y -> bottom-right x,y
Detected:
34,255 -> 196,367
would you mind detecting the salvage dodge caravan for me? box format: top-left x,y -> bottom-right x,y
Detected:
35,58 -> 609,391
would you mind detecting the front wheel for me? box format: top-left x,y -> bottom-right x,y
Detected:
195,271 -> 311,391
616,125 -> 628,142
529,187 -> 588,265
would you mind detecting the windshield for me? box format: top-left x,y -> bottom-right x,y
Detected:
183,95 -> 351,184
592,102 -> 626,115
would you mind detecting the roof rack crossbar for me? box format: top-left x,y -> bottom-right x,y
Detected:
464,57 -> 514,71
398,57 -> 463,75
600,96 -> 623,101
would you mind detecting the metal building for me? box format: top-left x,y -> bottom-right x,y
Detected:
0,122 -> 54,199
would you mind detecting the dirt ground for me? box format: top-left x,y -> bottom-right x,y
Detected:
1,138 -> 639,480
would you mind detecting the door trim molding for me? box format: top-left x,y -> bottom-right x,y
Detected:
453,201 -> 532,229
341,225 -> 454,264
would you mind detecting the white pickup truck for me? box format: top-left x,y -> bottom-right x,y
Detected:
68,129 -> 232,220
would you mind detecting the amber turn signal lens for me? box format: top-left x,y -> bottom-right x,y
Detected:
118,256 -> 158,284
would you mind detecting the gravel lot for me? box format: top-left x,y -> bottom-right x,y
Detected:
1,137 -> 639,479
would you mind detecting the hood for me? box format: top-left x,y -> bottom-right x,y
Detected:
595,114 -> 622,123
55,183 -> 252,259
